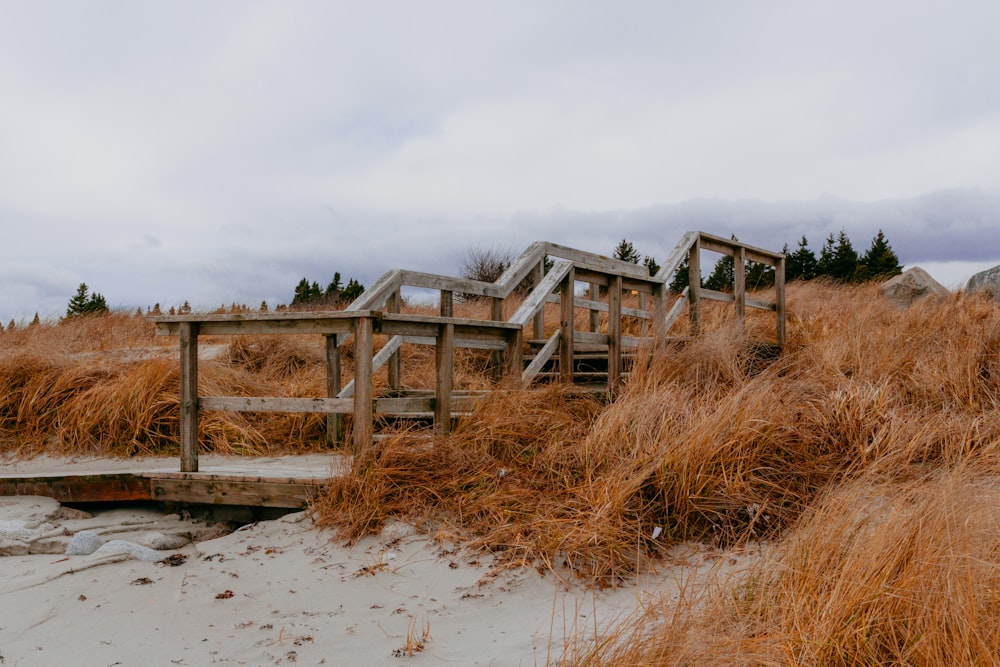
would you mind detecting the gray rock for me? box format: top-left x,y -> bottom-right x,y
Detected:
66,530 -> 106,556
137,532 -> 190,551
967,265 -> 1000,300
95,539 -> 166,562
882,267 -> 950,307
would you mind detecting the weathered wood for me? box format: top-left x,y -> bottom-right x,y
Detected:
575,330 -> 611,346
541,242 -> 651,280
547,295 -> 650,320
655,231 -> 699,282
560,268 -> 575,382
638,292 -> 649,337
338,335 -> 405,399
689,240 -> 701,336
532,261 -> 545,340
697,231 -> 784,263
608,275 -> 622,388
505,328 -> 523,380
199,396 -> 354,413
701,288 -> 736,304
179,322 -> 199,473
435,322 -> 455,433
509,260 -> 572,326
387,289 -> 402,391
665,287 -> 689,332
490,296 -> 505,379
521,330 -> 561,385
0,473 -> 152,503
588,283 -> 600,332
149,477 -> 320,508
746,297 -> 777,311
352,316 -> 375,454
401,269 -> 501,299
326,334 -> 343,446
153,312 -> 368,337
652,282 -> 667,338
734,245 -> 746,337
440,290 -> 454,317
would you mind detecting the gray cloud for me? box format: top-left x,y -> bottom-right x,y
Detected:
2,1 -> 999,320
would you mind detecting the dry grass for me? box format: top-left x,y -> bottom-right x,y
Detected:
6,283 -> 1000,662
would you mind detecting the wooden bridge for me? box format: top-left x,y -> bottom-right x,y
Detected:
152,231 -> 786,471
2,232 -> 785,509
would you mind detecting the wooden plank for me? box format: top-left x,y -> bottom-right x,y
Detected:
490,296 -> 505,379
696,232 -> 784,262
573,268 -> 610,288
326,334 -> 343,446
532,261 -> 545,340
179,322 -> 199,473
701,288 -> 736,304
655,231 -> 699,282
541,242 -> 652,280
440,290 -> 454,317
149,477 -> 321,508
382,312 -> 521,331
0,473 -> 151,503
522,330 -> 561,384
652,283 -> 667,338
638,292 -> 649,337
495,242 -> 547,298
734,246 -> 746,337
689,240 -> 701,336
352,316 -> 375,454
664,287 -> 689,332
621,278 -> 655,294
560,268 -> 575,382
199,396 -> 354,413
435,322 -> 455,433
387,289 -> 402,391
399,270 -> 501,299
746,297 -> 777,311
396,335 -> 507,351
376,396 -> 434,413
588,283 -> 600,332
509,260 -> 572,326
575,331 -> 611,346
346,269 -> 403,311
608,275 -> 622,389
337,335 -> 404,399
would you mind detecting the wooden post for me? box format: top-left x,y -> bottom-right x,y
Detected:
505,328 -> 523,381
179,322 -> 199,473
325,334 -> 343,447
352,316 -> 374,455
560,269 -> 575,382
688,239 -> 701,337
435,322 -> 454,433
608,275 -> 622,389
588,283 -> 600,332
652,283 -> 667,339
733,246 -> 746,337
638,291 -> 649,337
387,288 -> 401,392
532,261 -> 545,341
490,296 -> 504,379
440,290 -> 453,318
775,255 -> 787,349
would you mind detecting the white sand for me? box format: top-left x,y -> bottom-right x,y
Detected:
0,484 -> 757,666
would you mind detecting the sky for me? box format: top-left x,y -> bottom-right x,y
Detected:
2,1 -> 999,322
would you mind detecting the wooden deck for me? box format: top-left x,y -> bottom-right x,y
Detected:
0,455 -> 350,508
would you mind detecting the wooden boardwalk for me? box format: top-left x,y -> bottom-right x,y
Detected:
1,231 -> 786,509
0,455 -> 349,508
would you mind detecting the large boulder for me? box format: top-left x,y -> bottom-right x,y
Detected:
881,267 -> 950,307
967,265 -> 1000,300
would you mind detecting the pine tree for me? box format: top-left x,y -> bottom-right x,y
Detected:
787,236 -> 819,282
862,229 -> 902,280
66,283 -> 92,317
341,278 -> 365,302
613,239 -> 641,264
643,256 -> 660,277
669,254 -> 691,293
31,312 -> 40,326
704,253 -> 735,291
326,272 -> 343,300
746,261 -> 775,290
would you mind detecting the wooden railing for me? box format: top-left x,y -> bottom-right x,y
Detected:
151,231 -> 785,471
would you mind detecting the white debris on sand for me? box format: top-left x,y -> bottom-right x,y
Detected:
0,492 -> 760,666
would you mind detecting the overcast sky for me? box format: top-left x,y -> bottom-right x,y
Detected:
2,1 -> 999,321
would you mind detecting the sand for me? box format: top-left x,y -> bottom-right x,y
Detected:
0,461 -> 758,666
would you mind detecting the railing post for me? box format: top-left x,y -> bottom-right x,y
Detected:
387,288 -> 401,392
505,328 -> 523,381
435,322 -> 455,433
440,290 -> 453,318
560,268 -> 575,382
588,283 -> 600,332
352,316 -> 374,455
490,296 -> 504,380
734,246 -> 746,337
775,255 -> 787,349
652,282 -> 667,339
533,261 -> 545,341
608,275 -> 622,389
179,322 -> 199,473
688,238 -> 701,336
325,334 -> 343,447
638,292 -> 649,337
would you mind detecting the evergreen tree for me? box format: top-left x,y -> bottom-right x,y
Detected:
260,301 -> 269,312
613,239 -> 641,264
817,230 -> 859,282
746,261 -> 775,290
643,255 -> 660,277
669,254 -> 691,293
704,253 -> 735,291
862,229 -> 902,280
325,272 -> 343,300
341,278 -> 365,302
66,283 -> 109,317
292,278 -> 312,305
786,236 -> 819,282
31,312 -> 41,326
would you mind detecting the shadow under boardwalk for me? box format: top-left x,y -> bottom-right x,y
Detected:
0,454 -> 351,509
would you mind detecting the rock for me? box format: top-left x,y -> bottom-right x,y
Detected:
95,539 -> 167,562
137,532 -> 190,551
967,265 -> 1000,300
66,530 -> 107,556
882,267 -> 950,307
